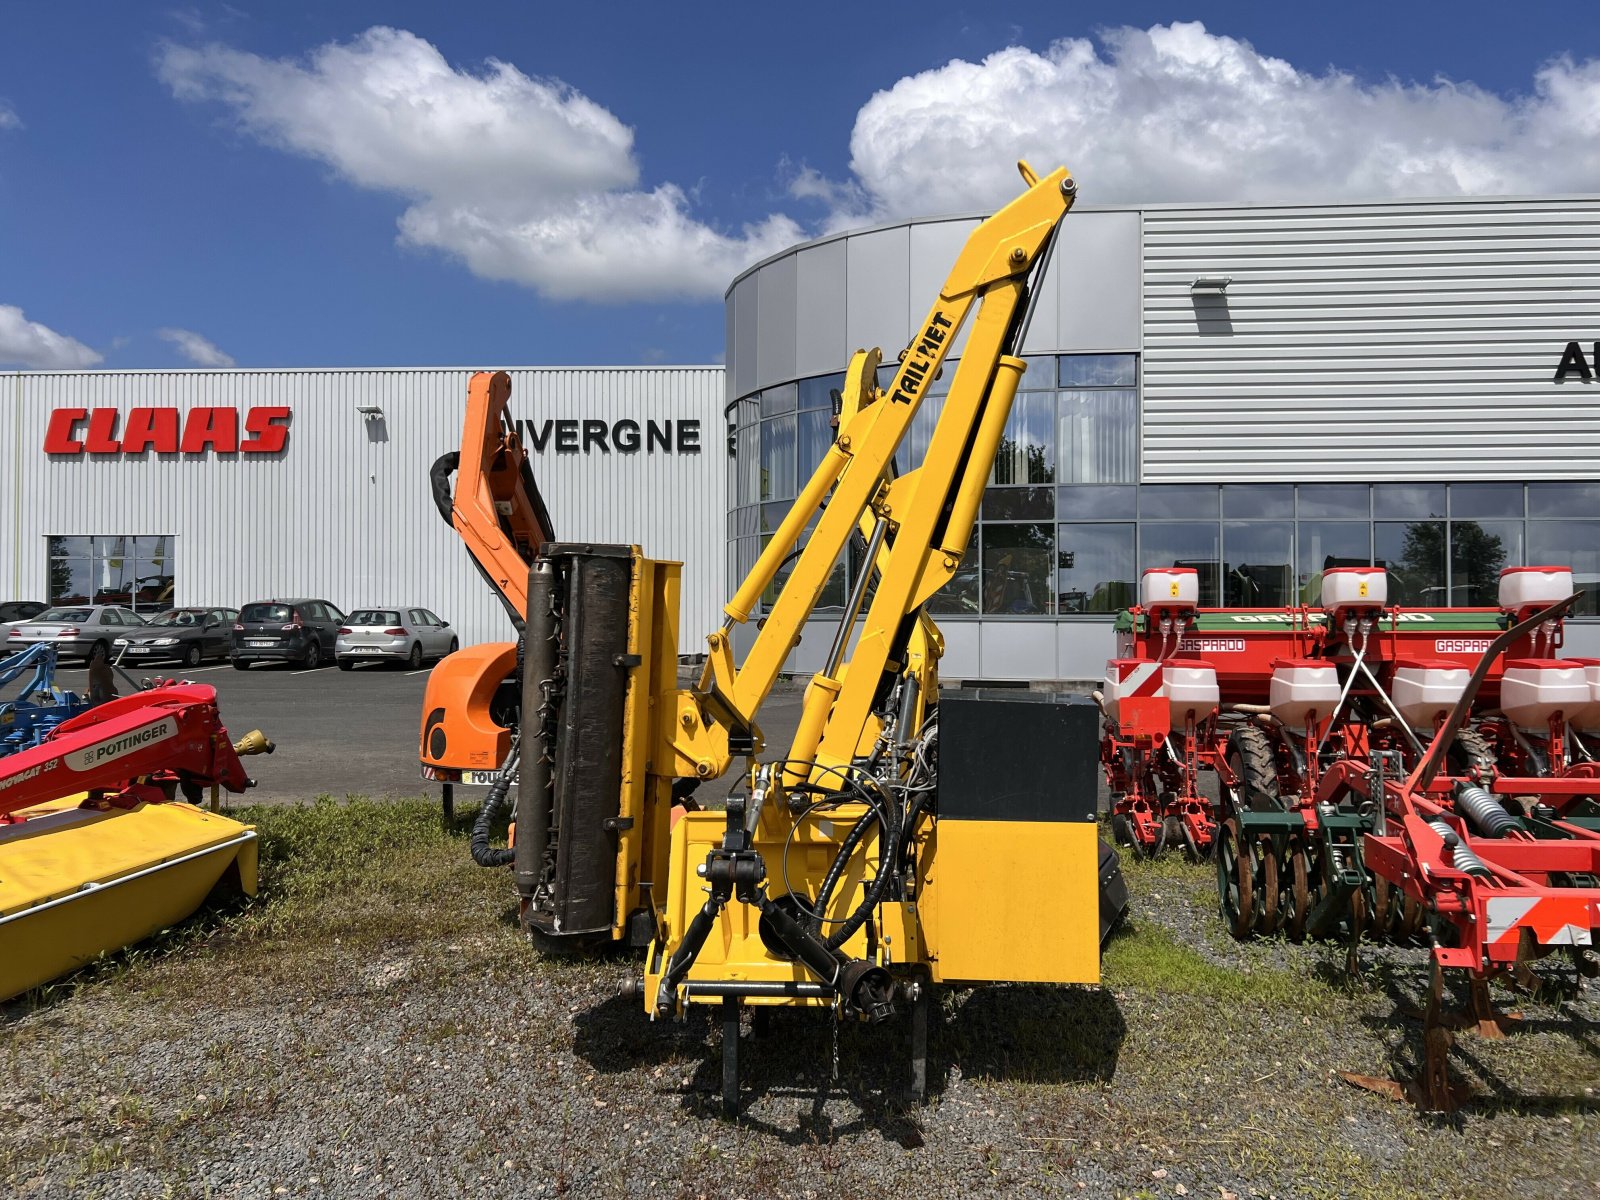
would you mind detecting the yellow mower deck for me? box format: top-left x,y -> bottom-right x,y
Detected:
0,797 -> 257,1001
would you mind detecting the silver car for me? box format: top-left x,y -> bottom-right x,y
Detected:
335,606 -> 457,671
6,604 -> 147,662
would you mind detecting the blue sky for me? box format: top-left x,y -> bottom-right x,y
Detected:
3,2 -> 1600,371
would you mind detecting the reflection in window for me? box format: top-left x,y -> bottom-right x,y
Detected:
1528,483 -> 1600,519
796,409 -> 834,481
797,374 -> 843,412
1298,522 -> 1370,604
1373,483 -> 1446,518
1058,524 -> 1134,613
1529,520 -> 1600,616
47,535 -> 175,612
1059,390 -> 1137,483
1375,520 -> 1446,606
1060,354 -> 1136,387
1223,485 -> 1294,520
927,531 -> 980,616
992,392 -> 1055,485
1451,482 -> 1524,520
1140,485 -> 1220,520
1223,521 -> 1294,607
897,394 -> 946,476
1450,520 -> 1517,604
1141,522 -> 1221,605
760,413 -> 796,502
1298,484 -> 1370,519
1058,485 -> 1137,520
982,524 -> 1054,614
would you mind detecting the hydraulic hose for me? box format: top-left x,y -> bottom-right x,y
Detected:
470,773 -> 516,868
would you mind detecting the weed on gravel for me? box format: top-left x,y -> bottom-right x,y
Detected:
3,801 -> 1599,1198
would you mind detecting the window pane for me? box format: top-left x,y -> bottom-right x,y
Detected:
48,535 -> 92,559
1223,521 -> 1294,607
983,487 -> 1054,521
982,523 -> 1054,615
1140,485 -> 1220,520
1373,484 -> 1446,519
1019,355 -> 1058,390
1223,484 -> 1294,520
1057,524 -> 1135,614
927,530 -> 979,616
1058,484 -> 1137,519
49,557 -> 93,604
1528,520 -> 1600,616
759,414 -> 796,502
1060,354 -> 1136,388
1059,390 -> 1136,483
1140,522 -> 1221,606
1451,520 -> 1521,605
735,408 -> 759,506
1451,482 -> 1523,520
131,536 -> 175,613
796,408 -> 834,476
1528,483 -> 1600,518
1375,520 -> 1446,606
1298,522 -> 1370,604
991,392 -> 1055,485
797,373 -> 843,412
1298,484 -> 1370,519
760,501 -> 789,535
760,382 -> 796,417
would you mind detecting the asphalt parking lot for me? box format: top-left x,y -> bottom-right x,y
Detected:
2,656 -> 436,805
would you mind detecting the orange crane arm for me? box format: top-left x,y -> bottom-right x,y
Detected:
428,370 -> 555,628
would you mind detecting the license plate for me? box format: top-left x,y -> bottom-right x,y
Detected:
461,770 -> 501,785
245,639 -> 275,647
125,646 -> 152,654
347,647 -> 383,654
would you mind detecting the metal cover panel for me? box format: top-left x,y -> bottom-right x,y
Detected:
754,253 -> 798,392
936,620 -> 981,679
732,278 -> 759,400
979,619 -> 1057,682
1058,619 -> 1117,681
795,240 -> 849,380
1057,210 -> 1141,352
937,690 -> 1099,821
845,226 -> 912,363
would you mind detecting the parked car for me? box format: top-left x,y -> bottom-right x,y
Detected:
6,604 -> 147,662
336,606 -> 457,670
231,598 -> 346,669
113,606 -> 240,668
0,601 -> 48,629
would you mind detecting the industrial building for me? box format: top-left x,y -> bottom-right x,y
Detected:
726,193 -> 1600,679
6,192 -> 1600,677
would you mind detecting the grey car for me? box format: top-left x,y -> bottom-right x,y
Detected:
113,606 -> 239,668
335,606 -> 457,670
6,604 -> 147,662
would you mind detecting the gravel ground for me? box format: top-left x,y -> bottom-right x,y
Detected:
4,797 -> 1600,1199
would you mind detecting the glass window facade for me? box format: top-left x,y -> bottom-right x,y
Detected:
47,536 -> 177,613
727,361 -> 1600,619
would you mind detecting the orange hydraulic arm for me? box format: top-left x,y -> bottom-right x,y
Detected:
428,370 -> 555,627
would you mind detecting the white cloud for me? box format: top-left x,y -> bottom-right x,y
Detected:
842,23 -> 1600,215
0,305 -> 101,369
0,102 -> 20,131
158,327 -> 236,367
158,27 -> 801,301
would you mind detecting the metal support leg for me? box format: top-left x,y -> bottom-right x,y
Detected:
721,996 -> 740,1118
910,985 -> 929,1103
442,782 -> 454,825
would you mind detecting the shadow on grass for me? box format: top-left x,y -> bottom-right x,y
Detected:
571,982 -> 1124,1144
1349,952 -> 1600,1121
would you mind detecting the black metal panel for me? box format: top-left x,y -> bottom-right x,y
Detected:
544,547 -> 632,936
937,689 -> 1099,822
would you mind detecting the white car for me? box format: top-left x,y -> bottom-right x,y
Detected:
6,604 -> 147,662
335,606 -> 457,671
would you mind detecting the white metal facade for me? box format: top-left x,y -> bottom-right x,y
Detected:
1142,197 -> 1600,481
0,367 -> 726,651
